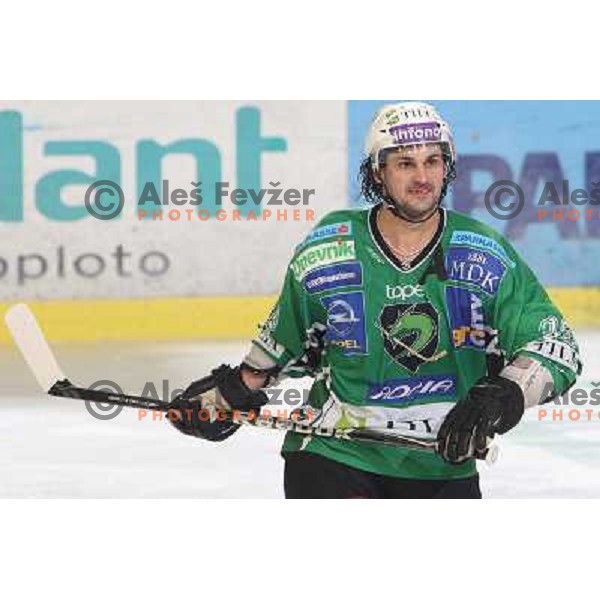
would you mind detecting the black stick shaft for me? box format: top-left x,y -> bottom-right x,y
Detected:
49,379 -> 171,411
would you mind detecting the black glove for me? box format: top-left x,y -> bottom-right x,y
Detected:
169,364 -> 269,441
437,375 -> 525,464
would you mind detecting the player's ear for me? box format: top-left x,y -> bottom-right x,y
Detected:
373,166 -> 383,184
372,149 -> 390,184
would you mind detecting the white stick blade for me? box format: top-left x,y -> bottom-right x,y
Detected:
4,303 -> 66,391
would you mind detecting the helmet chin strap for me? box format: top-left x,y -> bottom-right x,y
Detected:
382,196 -> 441,224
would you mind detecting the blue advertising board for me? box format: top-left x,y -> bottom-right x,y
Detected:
348,101 -> 600,286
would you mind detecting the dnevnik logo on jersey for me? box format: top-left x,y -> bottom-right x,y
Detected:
292,240 -> 356,282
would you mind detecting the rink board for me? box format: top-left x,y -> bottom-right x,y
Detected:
2,101 -> 600,341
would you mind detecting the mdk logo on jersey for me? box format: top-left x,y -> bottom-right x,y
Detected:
379,303 -> 441,373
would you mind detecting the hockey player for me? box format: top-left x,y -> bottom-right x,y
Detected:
170,102 -> 582,499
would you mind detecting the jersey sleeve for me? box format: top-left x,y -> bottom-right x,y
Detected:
251,261 -> 325,378
491,247 -> 582,396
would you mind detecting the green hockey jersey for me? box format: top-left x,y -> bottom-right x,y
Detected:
252,205 -> 582,480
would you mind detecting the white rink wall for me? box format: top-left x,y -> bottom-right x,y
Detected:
0,101 -> 347,300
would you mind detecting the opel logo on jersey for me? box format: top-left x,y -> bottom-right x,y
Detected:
321,291 -> 368,355
326,299 -> 360,336
385,283 -> 425,301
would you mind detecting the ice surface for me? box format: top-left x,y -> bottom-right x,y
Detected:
1,332 -> 599,498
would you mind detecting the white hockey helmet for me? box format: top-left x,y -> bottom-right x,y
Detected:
365,102 -> 456,170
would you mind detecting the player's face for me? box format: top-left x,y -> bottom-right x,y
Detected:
377,144 -> 446,221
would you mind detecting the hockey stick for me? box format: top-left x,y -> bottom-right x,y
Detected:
44,378 -> 497,460
4,303 -> 498,464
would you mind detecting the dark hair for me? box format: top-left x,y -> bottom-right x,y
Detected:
358,146 -> 457,205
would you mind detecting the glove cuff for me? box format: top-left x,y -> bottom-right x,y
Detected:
501,356 -> 554,408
